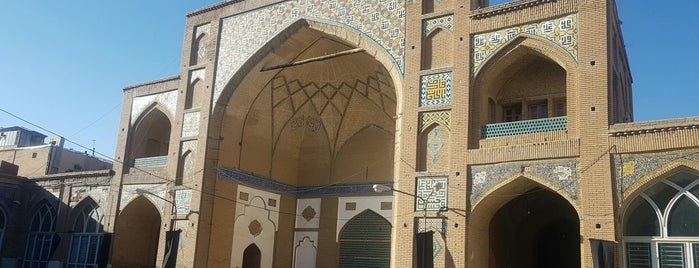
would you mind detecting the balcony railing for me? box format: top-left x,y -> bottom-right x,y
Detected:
133,155 -> 168,168
482,116 -> 567,138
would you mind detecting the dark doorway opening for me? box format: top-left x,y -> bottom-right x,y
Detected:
242,243 -> 261,268
489,188 -> 580,268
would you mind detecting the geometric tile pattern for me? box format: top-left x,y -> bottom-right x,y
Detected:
416,176 -> 448,211
415,217 -> 447,258
215,0 -> 407,104
423,15 -> 454,37
181,112 -> 200,138
472,13 -> 578,74
174,189 -> 193,215
613,151 -> 699,193
419,110 -> 451,132
271,72 -> 395,155
469,159 -> 578,205
419,72 -> 452,107
131,90 -> 177,125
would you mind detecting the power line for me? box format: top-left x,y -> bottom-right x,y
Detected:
0,108 -> 419,221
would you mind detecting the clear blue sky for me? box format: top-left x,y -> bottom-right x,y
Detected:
1,0 -> 697,160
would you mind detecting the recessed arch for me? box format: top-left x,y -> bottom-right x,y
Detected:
112,195 -> 162,268
339,209 -> 392,268
130,105 -> 173,161
468,176 -> 580,268
471,35 -> 579,144
417,122 -> 450,172
422,27 -> 453,70
212,18 -> 404,120
242,243 -> 262,268
212,18 -> 399,187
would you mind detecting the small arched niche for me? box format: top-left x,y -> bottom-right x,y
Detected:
422,28 -> 453,70
417,123 -> 450,172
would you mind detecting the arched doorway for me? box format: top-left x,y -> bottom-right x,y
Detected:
339,210 -> 391,268
242,243 -> 261,268
112,196 -> 162,268
489,188 -> 580,268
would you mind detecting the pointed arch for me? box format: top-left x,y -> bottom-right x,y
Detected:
422,27 -> 453,70
70,197 -> 103,233
242,243 -> 262,268
471,35 -> 578,144
620,167 -> 699,266
210,18 -> 404,153
621,158 -> 699,204
339,209 -> 392,268
112,195 -> 162,268
130,104 -> 173,161
212,18 -> 399,188
23,201 -> 57,268
177,149 -> 194,185
417,123 -> 450,172
468,176 -> 580,268
474,35 -> 578,80
190,32 -> 207,66
67,197 -> 106,267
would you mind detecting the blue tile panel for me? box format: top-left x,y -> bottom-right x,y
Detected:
215,0 -> 407,104
613,150 -> 699,194
419,72 -> 452,107
470,159 -> 578,204
481,116 -> 567,138
219,168 -> 391,197
472,13 -> 578,74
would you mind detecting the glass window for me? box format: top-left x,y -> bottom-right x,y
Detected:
624,197 -> 660,236
23,203 -> 56,268
624,173 -> 699,268
67,202 -> 104,268
554,100 -> 566,117
503,104 -> 522,122
667,196 -> 699,237
645,182 -> 678,214
529,103 -> 548,119
667,172 -> 698,188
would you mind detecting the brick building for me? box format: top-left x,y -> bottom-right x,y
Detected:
9,0 -> 699,267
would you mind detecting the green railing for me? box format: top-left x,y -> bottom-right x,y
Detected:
482,116 -> 567,138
